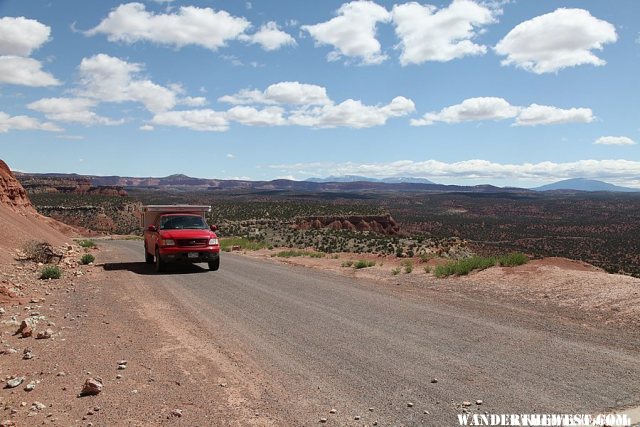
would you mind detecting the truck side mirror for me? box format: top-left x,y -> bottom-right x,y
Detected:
148,225 -> 157,232
210,224 -> 218,232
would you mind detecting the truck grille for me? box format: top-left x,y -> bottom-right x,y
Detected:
176,239 -> 208,247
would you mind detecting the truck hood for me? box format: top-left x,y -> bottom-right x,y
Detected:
159,229 -> 215,239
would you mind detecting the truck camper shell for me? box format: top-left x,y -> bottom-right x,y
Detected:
140,205 -> 211,229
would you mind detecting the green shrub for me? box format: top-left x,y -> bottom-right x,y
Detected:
424,266 -> 431,274
220,237 -> 267,252
77,239 -> 96,249
498,252 -> 528,267
341,260 -> 354,267
81,254 -> 95,265
308,252 -> 326,258
275,250 -> 325,258
434,256 -> 496,278
354,260 -> 375,269
391,267 -> 401,275
40,265 -> 62,280
401,260 -> 413,273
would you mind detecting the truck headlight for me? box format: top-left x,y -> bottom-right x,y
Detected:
208,238 -> 219,245
161,239 -> 175,246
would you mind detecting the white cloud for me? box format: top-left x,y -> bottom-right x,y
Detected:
302,1 -> 391,65
265,82 -> 331,105
495,8 -> 617,74
0,56 -> 60,87
162,82 -> 413,131
178,96 -> 207,107
140,124 -> 154,131
218,88 -> 263,104
515,104 -> 594,126
594,136 -> 636,146
0,18 -> 59,87
87,3 -> 250,51
55,135 -> 85,140
412,97 -> 518,125
151,109 -> 229,131
220,82 -> 331,106
289,96 -> 415,128
0,111 -> 62,133
156,94 -> 413,131
77,54 -> 176,113
27,97 -> 122,125
412,97 -> 594,126
268,159 -> 640,187
392,0 -> 496,66
226,106 -> 286,126
0,16 -> 51,56
226,153 -> 235,159
241,21 -> 296,51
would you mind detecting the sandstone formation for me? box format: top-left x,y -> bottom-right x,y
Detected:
17,174 -> 127,196
0,160 -> 78,263
295,215 -> 400,235
0,160 -> 33,212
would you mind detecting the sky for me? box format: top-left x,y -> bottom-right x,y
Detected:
0,0 -> 639,188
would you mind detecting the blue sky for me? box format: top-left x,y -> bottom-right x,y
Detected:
0,0 -> 639,187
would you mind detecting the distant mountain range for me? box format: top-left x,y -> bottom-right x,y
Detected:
533,178 -> 639,193
15,172 -> 639,194
306,175 -> 436,184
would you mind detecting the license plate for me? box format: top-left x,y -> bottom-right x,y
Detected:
187,252 -> 199,259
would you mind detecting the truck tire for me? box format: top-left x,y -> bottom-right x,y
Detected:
155,247 -> 164,273
144,244 -> 154,264
208,257 -> 220,271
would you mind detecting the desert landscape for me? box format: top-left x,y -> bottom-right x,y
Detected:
18,171 -> 640,277
2,1 -> 640,425
2,159 -> 640,426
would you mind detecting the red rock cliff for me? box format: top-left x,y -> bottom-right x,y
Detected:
0,160 -> 33,212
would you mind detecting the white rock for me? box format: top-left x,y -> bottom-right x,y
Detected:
31,402 -> 46,411
36,329 -> 53,340
6,377 -> 24,388
80,377 -> 103,396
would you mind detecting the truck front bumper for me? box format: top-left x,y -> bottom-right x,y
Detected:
158,247 -> 220,264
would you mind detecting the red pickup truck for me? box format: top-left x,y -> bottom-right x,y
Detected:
141,205 -> 220,273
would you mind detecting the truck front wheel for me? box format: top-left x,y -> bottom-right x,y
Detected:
145,244 -> 154,264
208,257 -> 220,271
155,248 -> 165,273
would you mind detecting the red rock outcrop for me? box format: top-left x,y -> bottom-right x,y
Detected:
17,174 -> 127,196
0,160 -> 80,263
295,215 -> 400,235
0,160 -> 34,212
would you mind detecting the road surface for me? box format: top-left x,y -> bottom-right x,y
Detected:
102,239 -> 640,426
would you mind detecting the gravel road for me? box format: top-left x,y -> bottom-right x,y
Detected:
103,239 -> 640,426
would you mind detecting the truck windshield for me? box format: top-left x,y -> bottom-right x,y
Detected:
160,215 -> 208,230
